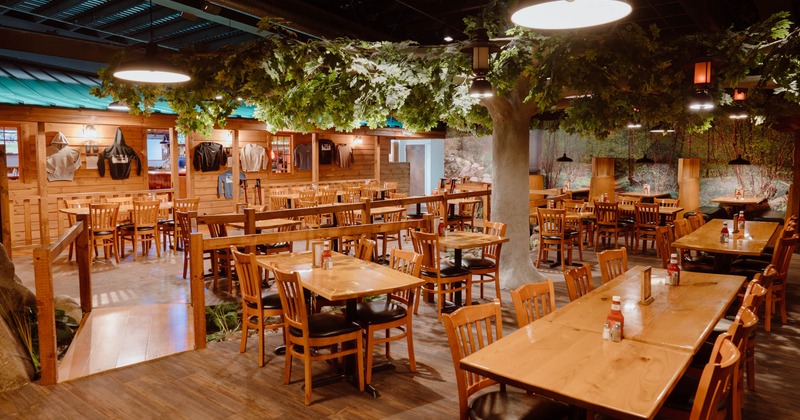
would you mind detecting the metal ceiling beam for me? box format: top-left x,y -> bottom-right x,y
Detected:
32,0 -> 89,23
212,0 -> 396,40
0,26 -> 121,63
153,0 -> 267,37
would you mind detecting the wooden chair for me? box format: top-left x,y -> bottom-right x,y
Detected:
316,188 -> 338,226
295,199 -> 321,250
159,197 -> 199,251
536,208 -> 578,271
105,196 -> 134,223
563,264 -> 593,302
657,198 -> 679,224
462,220 -> 506,303
176,211 -> 212,279
427,199 -> 459,231
510,279 -> 557,328
593,201 -> 630,250
443,300 -> 569,420
688,211 -> 705,231
334,208 -> 360,255
230,248 -> 284,367
118,200 -> 161,261
64,198 -> 94,260
410,230 -> 471,322
456,200 -> 477,231
207,222 -> 235,293
658,333 -> 739,420
271,266 -> 364,406
376,208 -> 404,261
88,203 -> 120,263
356,248 -> 421,385
616,195 -> 640,225
269,195 -> 290,211
597,247 -> 628,284
654,225 -> 674,269
633,202 -> 660,255
564,198 -> 593,248
354,236 -> 376,262
674,218 -> 715,272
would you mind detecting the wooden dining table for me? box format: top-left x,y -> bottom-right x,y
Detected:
59,201 -> 173,216
460,266 -> 745,419
711,195 -> 768,215
225,217 -> 301,231
256,251 -> 423,397
671,218 -> 779,273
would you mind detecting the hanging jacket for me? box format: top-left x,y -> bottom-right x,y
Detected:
218,169 -> 246,199
193,142 -> 228,172
240,143 -> 267,172
46,132 -> 82,181
98,128 -> 141,180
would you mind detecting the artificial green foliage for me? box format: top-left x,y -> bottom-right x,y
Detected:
92,7 -> 800,139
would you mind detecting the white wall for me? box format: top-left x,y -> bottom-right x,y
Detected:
392,139 -> 444,195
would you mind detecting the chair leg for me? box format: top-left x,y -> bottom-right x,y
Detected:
406,322 -> 417,373
257,318 -> 265,368
365,328 -> 375,385
283,343 -> 293,385
303,350 -> 313,405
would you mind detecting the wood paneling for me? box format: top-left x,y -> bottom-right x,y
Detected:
589,157 -> 616,201
678,158 -> 700,213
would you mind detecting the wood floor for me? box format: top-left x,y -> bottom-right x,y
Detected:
58,304 -> 194,382
3,241 -> 799,419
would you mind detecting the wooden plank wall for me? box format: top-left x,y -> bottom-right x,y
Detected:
318,134 -> 376,182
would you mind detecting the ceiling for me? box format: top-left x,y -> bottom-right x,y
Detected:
0,0 -> 796,75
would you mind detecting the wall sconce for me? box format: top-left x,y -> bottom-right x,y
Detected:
352,136 -> 363,145
83,124 -> 98,139
460,28 -> 499,99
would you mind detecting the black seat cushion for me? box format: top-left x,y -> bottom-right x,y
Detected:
118,224 -> 154,231
469,390 -> 569,420
158,219 -> 176,226
92,230 -> 114,236
261,242 -> 290,249
730,258 -> 769,271
462,257 -> 496,270
288,313 -> 361,338
355,300 -> 407,325
245,291 -> 282,310
662,373 -> 728,413
440,264 -> 471,277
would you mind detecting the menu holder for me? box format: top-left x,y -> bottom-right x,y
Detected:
735,188 -> 744,200
643,184 -> 651,195
311,240 -> 325,268
639,267 -> 654,306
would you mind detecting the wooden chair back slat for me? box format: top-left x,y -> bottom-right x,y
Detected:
598,247 -> 629,284
510,279 -> 557,328
564,264 -> 593,302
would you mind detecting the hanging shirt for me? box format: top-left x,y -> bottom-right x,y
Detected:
217,170 -> 246,199
293,143 -> 313,170
335,143 -> 354,168
318,139 -> 334,164
45,132 -> 82,181
193,142 -> 227,172
240,143 -> 267,172
98,128 -> 141,180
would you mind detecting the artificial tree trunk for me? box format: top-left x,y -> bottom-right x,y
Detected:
483,81 -> 546,289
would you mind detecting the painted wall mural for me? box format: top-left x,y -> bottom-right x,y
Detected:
444,119 -> 794,211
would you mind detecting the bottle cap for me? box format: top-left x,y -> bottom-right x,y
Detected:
612,295 -> 621,302
670,253 -> 677,258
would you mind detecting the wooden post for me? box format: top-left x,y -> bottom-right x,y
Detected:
169,127 -> 179,198
312,133 -> 319,183
374,135 -> 381,182
589,157 -> 616,201
0,145 -> 11,254
36,122 -> 50,246
75,214 -> 92,314
231,130 -> 240,212
678,158 -> 701,215
361,197 -> 372,225
189,226 -> 206,349
33,247 -> 57,385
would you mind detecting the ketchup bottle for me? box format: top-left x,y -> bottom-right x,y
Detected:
606,296 -> 624,340
667,253 -> 681,286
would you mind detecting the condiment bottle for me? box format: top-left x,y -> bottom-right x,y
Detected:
606,296 -> 624,340
720,222 -> 730,243
667,253 -> 681,286
738,211 -> 745,232
548,199 -> 554,209
321,244 -> 332,270
437,219 -> 446,236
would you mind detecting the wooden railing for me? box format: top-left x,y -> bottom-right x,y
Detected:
33,213 -> 92,385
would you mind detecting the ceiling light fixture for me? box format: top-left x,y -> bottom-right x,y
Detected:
556,153 -> 573,162
635,154 -> 655,164
626,122 -> 642,129
469,76 -> 494,98
461,28 -> 499,99
728,155 -> 751,165
649,123 -> 674,133
107,101 -> 130,111
113,1 -> 191,84
511,0 -> 632,30
689,89 -> 714,111
444,35 -> 454,42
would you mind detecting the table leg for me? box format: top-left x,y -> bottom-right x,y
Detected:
713,253 -> 732,274
453,249 -> 463,307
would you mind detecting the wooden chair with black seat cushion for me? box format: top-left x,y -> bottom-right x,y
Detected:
731,233 -> 798,331
536,208 -> 578,271
65,198 -> 94,260
316,188 -> 338,227
673,218 -> 715,272
563,264 -> 593,302
159,197 -> 199,251
510,279 -> 557,328
563,199 -> 591,252
334,208 -> 360,255
176,211 -> 213,280
617,194 -> 640,226
657,198 -> 680,224
269,195 -> 290,211
410,230 -> 472,322
118,200 -> 161,261
312,237 -> 374,313
376,208 -> 404,261
88,203 -> 120,263
258,223 -> 297,256
594,201 -> 630,250
456,200 -> 477,231
657,333 -> 739,420
231,248 -> 284,367
356,248 -> 421,385
443,300 -> 570,420
654,225 -> 674,269
633,202 -> 660,255
688,211 -> 705,231
207,222 -> 236,293
463,220 -> 507,303
271,266 -> 364,406
427,199 -> 460,232
295,199 -> 321,250
597,247 -> 628,284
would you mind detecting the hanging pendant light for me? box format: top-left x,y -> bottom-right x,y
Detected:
728,155 -> 751,165
649,123 -> 674,133
511,0 -> 632,30
556,153 -> 573,162
113,1 -> 190,84
689,89 -> 714,111
635,154 -> 654,164
461,28 -> 499,98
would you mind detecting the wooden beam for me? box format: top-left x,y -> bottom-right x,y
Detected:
0,27 -> 121,64
312,133 -> 319,183
0,146 -> 10,255
36,122 -> 50,246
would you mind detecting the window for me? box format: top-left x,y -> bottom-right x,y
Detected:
270,135 -> 292,173
0,126 -> 19,179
